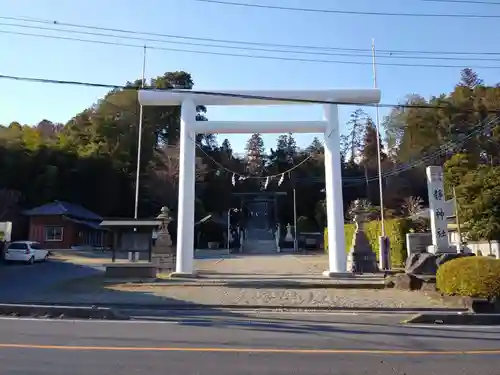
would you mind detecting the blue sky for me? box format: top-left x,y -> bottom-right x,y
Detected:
1,0 -> 499,152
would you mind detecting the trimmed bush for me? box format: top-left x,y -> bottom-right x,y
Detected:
324,218 -> 411,267
436,257 -> 500,299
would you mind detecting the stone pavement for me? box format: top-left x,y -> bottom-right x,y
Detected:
195,253 -> 330,275
51,251 -> 328,273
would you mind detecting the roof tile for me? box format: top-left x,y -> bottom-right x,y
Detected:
23,200 -> 102,221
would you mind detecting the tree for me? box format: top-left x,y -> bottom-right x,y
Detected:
314,199 -> 326,229
345,199 -> 377,221
360,117 -> 386,170
307,137 -> 323,154
459,68 -> 483,89
276,133 -> 297,161
356,116 -> 385,201
444,153 -> 475,197
245,133 -> 265,175
220,139 -> 233,160
145,145 -> 207,210
0,189 -> 21,220
4,67 -> 500,239
457,166 -> 500,242
345,108 -> 367,163
268,133 -> 298,176
401,196 -> 424,217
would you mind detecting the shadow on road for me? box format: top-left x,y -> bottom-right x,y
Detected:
0,258 -> 497,350
161,310 -> 500,347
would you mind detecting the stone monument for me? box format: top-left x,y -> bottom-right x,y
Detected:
346,200 -> 379,273
284,223 -> 294,242
151,206 -> 176,271
426,166 -> 454,253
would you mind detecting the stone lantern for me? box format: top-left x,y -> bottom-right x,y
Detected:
151,206 -> 176,270
346,200 -> 379,273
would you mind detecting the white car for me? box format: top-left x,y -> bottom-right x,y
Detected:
4,241 -> 49,264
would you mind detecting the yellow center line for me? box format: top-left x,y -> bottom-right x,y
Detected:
0,344 -> 499,355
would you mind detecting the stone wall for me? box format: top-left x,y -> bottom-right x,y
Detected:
448,231 -> 500,258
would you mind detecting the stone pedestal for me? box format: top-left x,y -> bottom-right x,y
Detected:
322,271 -> 354,278
104,263 -> 157,279
346,203 -> 379,274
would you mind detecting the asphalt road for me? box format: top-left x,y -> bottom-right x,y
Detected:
0,311 -> 498,374
0,259 -> 100,302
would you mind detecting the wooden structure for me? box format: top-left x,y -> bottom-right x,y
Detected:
99,218 -> 161,279
24,201 -> 107,249
100,219 -> 161,262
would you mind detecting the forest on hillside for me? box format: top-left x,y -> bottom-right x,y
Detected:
1,68 -> 500,241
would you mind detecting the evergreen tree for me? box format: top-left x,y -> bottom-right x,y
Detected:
346,108 -> 367,163
459,68 -> 483,89
360,117 -> 386,170
220,138 -> 233,160
271,133 -> 297,165
306,137 -> 323,154
245,133 -> 265,174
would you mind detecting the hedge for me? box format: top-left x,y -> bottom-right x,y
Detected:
324,218 -> 411,267
436,257 -> 500,299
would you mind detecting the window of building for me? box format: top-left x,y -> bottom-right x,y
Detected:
44,226 -> 63,242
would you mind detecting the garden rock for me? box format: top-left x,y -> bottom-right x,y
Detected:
406,252 -> 475,276
405,253 -> 437,275
387,273 -> 423,291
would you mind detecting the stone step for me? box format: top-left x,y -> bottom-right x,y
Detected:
243,239 -> 277,253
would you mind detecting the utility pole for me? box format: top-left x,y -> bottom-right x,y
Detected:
372,38 -> 390,269
289,172 -> 298,252
133,45 -> 147,219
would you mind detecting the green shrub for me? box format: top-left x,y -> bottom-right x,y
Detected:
324,218 -> 411,267
436,257 -> 500,299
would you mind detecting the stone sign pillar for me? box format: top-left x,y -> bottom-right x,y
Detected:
426,166 -> 453,253
346,200 -> 379,273
151,206 -> 176,271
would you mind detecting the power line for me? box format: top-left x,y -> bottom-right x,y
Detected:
2,15 -> 500,56
3,22 -> 500,63
421,0 -> 500,5
3,73 -> 500,115
196,115 -> 498,182
11,74 -> 497,184
192,0 -> 500,18
3,29 -> 500,70
296,115 -> 499,186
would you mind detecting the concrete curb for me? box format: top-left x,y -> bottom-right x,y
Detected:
102,280 -> 386,289
0,302 -> 467,314
403,313 -> 500,325
0,303 -> 130,320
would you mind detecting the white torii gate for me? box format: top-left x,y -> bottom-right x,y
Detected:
138,89 -> 381,276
